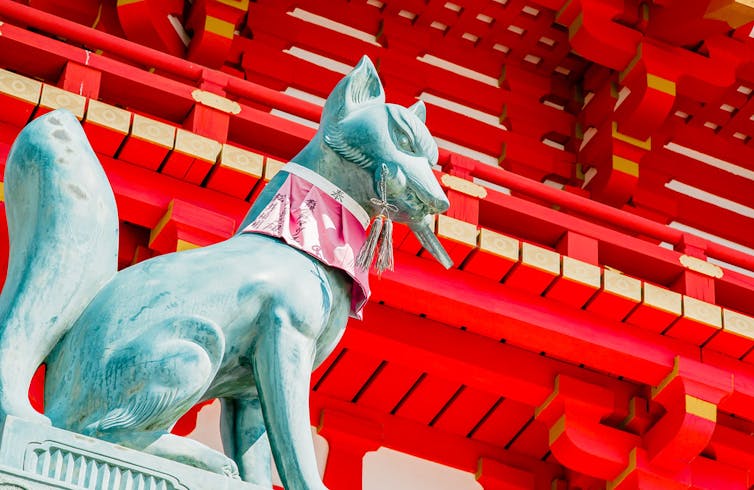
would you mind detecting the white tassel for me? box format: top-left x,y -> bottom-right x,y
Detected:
375,216 -> 394,274
356,215 -> 384,271
357,163 -> 397,274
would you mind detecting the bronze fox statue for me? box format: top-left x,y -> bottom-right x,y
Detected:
0,57 -> 451,489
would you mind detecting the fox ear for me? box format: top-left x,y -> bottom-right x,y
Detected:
408,100 -> 427,123
321,56 -> 385,128
343,56 -> 385,113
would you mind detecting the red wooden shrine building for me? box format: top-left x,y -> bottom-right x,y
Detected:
1,0 -> 754,488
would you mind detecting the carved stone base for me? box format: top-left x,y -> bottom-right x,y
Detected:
0,416 -> 263,490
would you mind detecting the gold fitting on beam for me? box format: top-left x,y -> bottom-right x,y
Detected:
646,74 -> 676,96
175,129 -> 222,162
149,201 -> 175,247
177,239 -> 200,251
682,295 -> 723,328
612,122 -> 651,150
611,155 -> 639,177
40,85 -> 86,119
0,68 -> 41,105
652,357 -> 680,399
440,174 -> 488,198
534,375 -> 561,419
723,309 -> 754,340
679,255 -> 723,278
85,99 -> 132,134
548,414 -> 567,445
685,394 -> 716,422
437,215 -> 478,247
132,114 -> 176,149
642,283 -> 682,315
478,228 -> 519,261
603,269 -> 641,301
705,0 -> 754,28
219,143 -> 264,177
205,16 -> 235,38
191,89 -> 241,115
263,158 -> 286,181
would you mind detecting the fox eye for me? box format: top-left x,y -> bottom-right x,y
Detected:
394,127 -> 416,154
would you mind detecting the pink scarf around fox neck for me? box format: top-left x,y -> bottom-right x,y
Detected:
241,163 -> 371,319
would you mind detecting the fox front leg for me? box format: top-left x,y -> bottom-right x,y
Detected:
252,308 -> 327,490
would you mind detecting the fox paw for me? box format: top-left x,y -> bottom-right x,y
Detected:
202,452 -> 239,480
222,459 -> 240,480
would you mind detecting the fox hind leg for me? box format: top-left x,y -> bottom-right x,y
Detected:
77,316 -> 231,475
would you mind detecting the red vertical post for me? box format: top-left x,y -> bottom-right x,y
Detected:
184,69 -> 232,142
556,231 -> 599,264
184,105 -> 230,143
59,61 -> 101,99
444,153 -> 481,225
318,409 -> 382,490
475,458 -> 534,490
672,233 -> 716,304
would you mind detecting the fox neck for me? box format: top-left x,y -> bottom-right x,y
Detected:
238,134 -> 379,232
293,133 -> 379,212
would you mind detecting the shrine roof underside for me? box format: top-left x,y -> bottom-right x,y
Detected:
2,1 -> 754,488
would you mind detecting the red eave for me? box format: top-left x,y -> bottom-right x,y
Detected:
3,0 -> 754,488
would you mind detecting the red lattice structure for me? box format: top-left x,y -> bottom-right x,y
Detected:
3,0 -> 754,488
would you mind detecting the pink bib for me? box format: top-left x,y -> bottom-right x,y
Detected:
241,163 -> 371,319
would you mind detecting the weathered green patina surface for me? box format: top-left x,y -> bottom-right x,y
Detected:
0,57 -> 450,489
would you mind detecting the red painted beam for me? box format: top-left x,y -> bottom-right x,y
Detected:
644,149 -> 754,211
444,154 -> 682,245
475,184 -> 684,286
637,180 -> 754,252
3,0 -> 750,289
444,153 -> 754,297
345,303 -> 641,412
101,157 -> 249,230
0,0 -> 200,81
477,457 -> 537,490
371,254 -> 692,387
535,375 -> 639,480
310,391 -> 564,489
0,1 -> 324,128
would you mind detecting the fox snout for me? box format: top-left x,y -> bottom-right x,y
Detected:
429,193 -> 450,215
408,171 -> 450,218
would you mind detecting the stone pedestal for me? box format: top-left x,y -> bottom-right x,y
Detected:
0,416 -> 263,490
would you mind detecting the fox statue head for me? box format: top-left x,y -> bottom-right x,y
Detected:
315,56 -> 453,268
